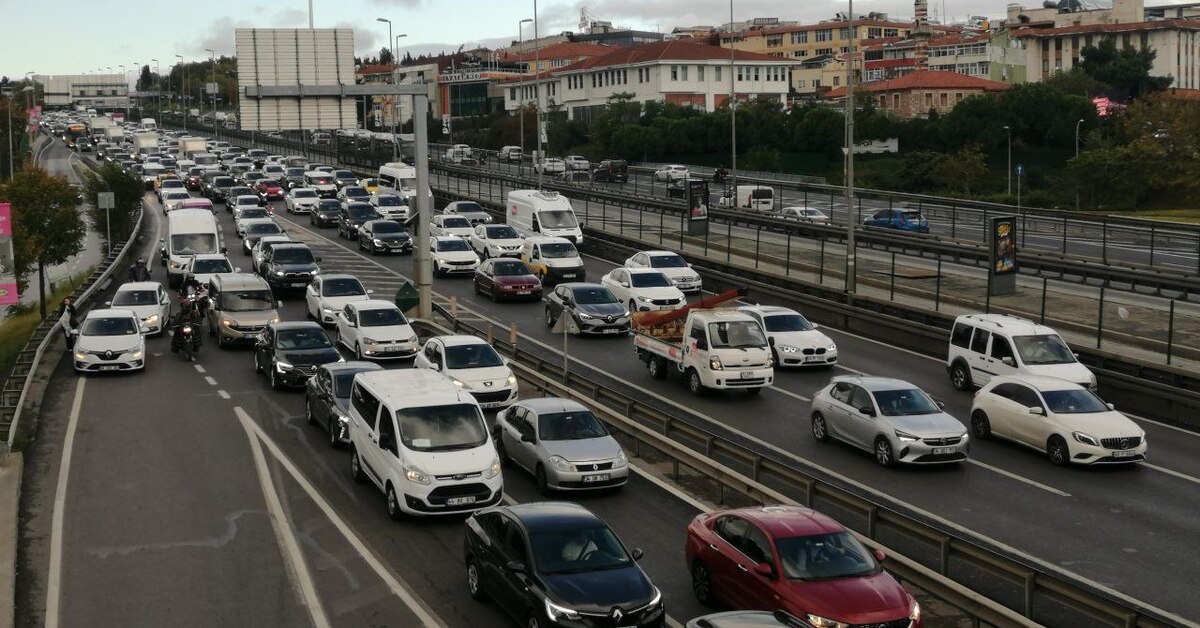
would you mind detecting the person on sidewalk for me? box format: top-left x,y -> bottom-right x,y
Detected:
58,297 -> 78,349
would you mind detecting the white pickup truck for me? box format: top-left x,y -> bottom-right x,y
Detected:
633,303 -> 774,396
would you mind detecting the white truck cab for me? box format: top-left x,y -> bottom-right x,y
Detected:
634,308 -> 774,395
506,189 -> 583,243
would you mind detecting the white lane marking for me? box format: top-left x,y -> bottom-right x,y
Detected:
45,377 -> 86,628
235,407 -> 331,628
769,386 -> 810,402
1142,462 -> 1200,486
204,376 -> 218,386
194,364 -> 207,373
218,390 -> 231,400
967,460 -> 1071,497
236,412 -> 446,627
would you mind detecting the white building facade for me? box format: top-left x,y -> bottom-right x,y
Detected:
35,74 -> 129,109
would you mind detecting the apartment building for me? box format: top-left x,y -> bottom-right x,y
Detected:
824,70 -> 1009,118
719,19 -> 918,62
1012,20 -> 1200,89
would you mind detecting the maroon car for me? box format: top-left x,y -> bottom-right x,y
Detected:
184,167 -> 205,191
255,178 -> 286,202
685,505 -> 921,628
473,258 -> 542,302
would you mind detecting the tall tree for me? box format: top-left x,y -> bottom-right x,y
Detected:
379,47 -> 394,66
80,163 -> 143,247
1,166 -> 87,317
137,64 -> 154,91
1078,38 -> 1172,100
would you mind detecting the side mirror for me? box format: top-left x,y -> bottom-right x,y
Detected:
873,549 -> 886,562
811,323 -> 820,329
367,289 -> 375,294
347,321 -> 357,328
631,548 -> 645,561
859,407 -> 876,417
753,562 -> 774,578
936,400 -> 946,409
234,267 -> 242,273
1001,356 -> 1015,367
314,256 -> 322,262
504,560 -> 526,573
105,301 -> 112,306
70,329 -> 79,337
1106,403 -> 1116,411
276,300 -> 283,308
1028,406 -> 1045,416
619,281 -> 629,288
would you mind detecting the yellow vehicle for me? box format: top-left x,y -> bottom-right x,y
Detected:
360,177 -> 380,195
154,173 -> 181,192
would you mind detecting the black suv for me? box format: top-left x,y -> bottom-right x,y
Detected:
358,219 -> 413,255
310,199 -> 342,227
207,176 -> 238,202
592,159 -> 628,183
337,202 -> 381,240
253,322 -> 340,390
259,243 -> 321,294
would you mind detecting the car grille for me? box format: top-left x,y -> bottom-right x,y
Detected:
470,390 -> 512,404
447,260 -> 475,266
572,462 -> 614,472
434,471 -> 481,481
851,620 -> 911,628
801,347 -> 828,355
923,436 -> 963,446
503,284 -> 539,291
293,364 -> 317,376
284,272 -> 312,280
651,298 -> 681,306
230,324 -> 265,332
1101,436 -> 1142,449
82,349 -> 129,361
723,377 -> 767,387
428,483 -> 489,500
576,602 -> 656,626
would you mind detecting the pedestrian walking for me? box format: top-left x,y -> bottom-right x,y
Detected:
58,297 -> 78,348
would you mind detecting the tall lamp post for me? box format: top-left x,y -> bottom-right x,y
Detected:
376,17 -> 395,160
176,55 -> 187,132
518,18 -> 532,162
1074,118 -> 1084,210
844,0 -> 857,294
118,65 -> 128,119
729,0 -> 738,198
1003,124 -> 1012,196
204,49 -> 216,136
533,0 -> 545,189
152,58 -> 161,118
395,33 -> 408,156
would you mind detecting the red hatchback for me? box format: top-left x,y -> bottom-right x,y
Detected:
255,178 -> 286,201
473,258 -> 542,302
685,506 -> 920,628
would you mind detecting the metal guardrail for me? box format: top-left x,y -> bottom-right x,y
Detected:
0,150 -> 145,447
422,309 -> 1192,628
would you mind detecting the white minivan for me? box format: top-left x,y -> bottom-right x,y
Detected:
303,170 -> 338,198
164,209 -> 221,288
348,369 -> 503,518
506,189 -> 583,243
947,313 -> 1097,391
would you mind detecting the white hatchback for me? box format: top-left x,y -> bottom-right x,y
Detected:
108,281 -> 172,335
624,250 -> 702,293
335,299 -> 419,360
600,267 -> 686,312
73,309 -> 146,374
430,236 -> 480,277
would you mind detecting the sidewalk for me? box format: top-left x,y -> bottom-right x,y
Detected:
0,451 -> 22,628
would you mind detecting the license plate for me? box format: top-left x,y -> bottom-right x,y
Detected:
1112,449 -> 1137,458
561,273 -> 576,279
99,365 -> 119,371
803,355 -> 824,363
740,371 -> 753,379
516,290 -> 531,295
290,282 -> 307,287
602,328 -> 622,334
583,473 -> 610,483
383,346 -> 400,353
446,496 -> 477,506
932,447 -> 955,455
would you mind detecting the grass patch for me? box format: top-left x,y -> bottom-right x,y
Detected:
0,268 -> 95,379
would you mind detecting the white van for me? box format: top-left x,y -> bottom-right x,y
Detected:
304,170 -> 338,198
164,209 -> 221,288
377,162 -> 432,206
506,189 -> 583,243
718,185 -> 775,212
348,369 -> 503,518
518,237 -> 585,284
138,118 -> 158,132
947,313 -> 1097,391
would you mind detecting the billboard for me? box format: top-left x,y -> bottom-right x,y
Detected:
236,28 -> 358,131
989,216 -> 1017,296
0,203 -> 17,306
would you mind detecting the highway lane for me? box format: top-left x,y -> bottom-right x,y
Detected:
260,199 -> 1200,620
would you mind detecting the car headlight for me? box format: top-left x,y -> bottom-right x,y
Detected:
131,349 -> 144,359
910,600 -> 921,622
275,360 -> 294,372
548,455 -> 571,472
779,345 -> 798,353
450,377 -> 467,389
363,338 -> 378,346
168,260 -> 184,270
321,305 -> 336,313
74,351 -> 87,360
145,314 -> 159,324
709,356 -> 723,371
545,598 -> 580,622
221,317 -> 235,327
828,344 -> 838,351
806,615 -> 849,628
1073,431 -> 1100,446
635,295 -> 652,303
895,430 -> 921,443
577,312 -> 593,320
374,238 -> 384,245
614,450 -> 628,468
485,456 -> 502,480
308,269 -> 317,275
336,414 -> 350,427
506,374 -> 517,386
273,270 -> 284,276
271,314 -> 282,324
404,465 -> 431,485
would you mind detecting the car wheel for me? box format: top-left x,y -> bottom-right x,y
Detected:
467,558 -> 488,602
647,356 -> 667,380
305,396 -> 316,424
355,342 -> 364,360
350,448 -> 366,483
386,483 -> 404,520
254,352 -> 263,373
628,299 -> 637,314
1047,435 -> 1070,466
544,308 -> 556,328
327,418 -> 341,448
692,560 -> 715,607
812,412 -> 830,443
686,369 -> 704,396
535,464 -> 550,495
874,437 -> 895,467
526,616 -> 541,628
474,282 -> 483,296
971,410 -> 992,440
495,432 -> 511,467
771,348 -> 780,367
950,362 -> 973,391
309,214 -> 315,226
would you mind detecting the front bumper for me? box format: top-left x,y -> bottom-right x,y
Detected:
548,461 -> 630,490
313,213 -> 339,226
217,322 -> 267,344
543,266 -> 586,283
891,435 -> 971,464
705,367 -> 773,389
358,340 -> 420,360
272,362 -> 320,387
401,476 -> 504,515
672,280 -> 703,293
1068,439 -> 1147,464
74,350 -> 145,373
575,314 -> 631,335
436,260 -> 479,275
494,286 -> 542,300
775,346 -> 838,367
465,386 -> 518,409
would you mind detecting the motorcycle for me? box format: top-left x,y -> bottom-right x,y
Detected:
712,168 -> 728,185
170,319 -> 201,361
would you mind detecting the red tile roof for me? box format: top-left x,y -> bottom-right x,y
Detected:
357,63 -> 395,76
1011,19 -> 1200,37
825,70 -> 1009,97
864,32 -> 990,51
503,42 -> 615,63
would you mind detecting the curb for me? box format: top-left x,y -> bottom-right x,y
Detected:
0,451 -> 23,628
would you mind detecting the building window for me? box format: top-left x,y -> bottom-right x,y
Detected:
510,87 -> 517,100
956,92 -> 964,101
940,92 -> 948,107
894,93 -> 901,108
681,65 -> 689,80
814,79 -> 821,88
798,79 -> 807,88
698,65 -> 705,81
715,66 -> 722,81
791,31 -> 808,44
737,66 -> 743,81
833,75 -> 840,86
884,28 -> 899,37
793,50 -> 808,57
816,29 -> 832,42
839,27 -> 851,40
816,48 -> 834,56
767,35 -> 783,47
868,27 -> 882,38
925,93 -> 933,108
880,95 -> 887,108
753,66 -> 760,81
841,46 -> 850,53
671,65 -> 678,81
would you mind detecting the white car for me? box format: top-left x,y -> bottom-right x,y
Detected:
72,309 -> 146,374
414,335 -> 518,409
161,190 -> 192,212
444,143 -> 472,161
738,305 -> 838,368
430,214 -> 475,239
970,375 -> 1148,465
305,273 -> 372,325
429,236 -> 481,277
776,206 -> 830,223
334,299 -> 419,360
600,267 -> 686,312
185,253 -> 236,286
370,193 -> 410,221
108,281 -> 172,335
285,187 -> 320,214
653,164 -> 689,181
234,206 -> 275,237
563,155 -> 590,171
534,158 -> 566,174
624,250 -> 702,293
252,235 -> 294,272
157,178 -> 187,200
469,224 -> 524,259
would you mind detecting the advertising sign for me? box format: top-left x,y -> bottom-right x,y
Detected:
0,202 -> 16,306
685,180 -> 709,235
0,203 -> 11,236
989,216 -> 1017,295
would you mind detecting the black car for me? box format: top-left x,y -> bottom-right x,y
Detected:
592,159 -> 628,183
310,199 -> 341,227
337,202 -> 381,240
358,219 -> 413,255
305,361 -> 383,446
259,243 -> 321,293
226,186 -> 258,210
464,502 -> 664,628
247,148 -> 270,168
208,176 -> 238,203
284,167 -> 307,189
543,283 -> 631,336
242,221 -> 287,255
332,169 -> 358,188
254,322 -> 341,390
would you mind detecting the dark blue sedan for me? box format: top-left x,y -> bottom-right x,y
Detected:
863,208 -> 929,233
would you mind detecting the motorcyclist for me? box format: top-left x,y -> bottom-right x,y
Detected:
170,297 -> 205,352
128,257 -> 151,282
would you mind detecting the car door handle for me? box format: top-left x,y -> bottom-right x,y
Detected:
737,564 -> 749,572
708,543 -> 720,552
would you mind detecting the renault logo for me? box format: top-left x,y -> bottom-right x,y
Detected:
605,316 -> 615,323
104,350 -> 114,359
592,464 -> 599,471
611,608 -> 624,622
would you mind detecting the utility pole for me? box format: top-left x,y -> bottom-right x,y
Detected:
729,0 -> 737,198
176,55 -> 187,132
1003,125 -> 1011,196
414,94 -> 433,319
376,17 -> 395,161
1074,118 -> 1083,210
205,49 -> 216,139
152,58 -> 160,118
534,0 -> 544,190
844,0 -> 857,294
518,18 -> 532,161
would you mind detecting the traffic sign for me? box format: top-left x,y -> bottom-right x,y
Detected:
97,192 -> 115,209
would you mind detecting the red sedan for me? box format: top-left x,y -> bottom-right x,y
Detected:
473,258 -> 542,302
255,179 -> 286,201
685,505 -> 921,627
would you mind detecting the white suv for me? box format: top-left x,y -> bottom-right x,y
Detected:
947,313 -> 1096,391
348,369 -> 503,518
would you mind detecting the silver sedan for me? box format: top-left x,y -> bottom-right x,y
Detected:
493,397 -> 628,493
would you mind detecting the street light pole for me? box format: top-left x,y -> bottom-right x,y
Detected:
534,0 -> 544,190
205,49 -> 216,138
152,58 -> 160,118
729,0 -> 738,198
1003,125 -> 1011,196
1074,118 -> 1084,210
176,55 -> 187,132
518,18 -> 532,161
376,17 -> 395,160
844,0 -> 857,294
395,33 -> 408,156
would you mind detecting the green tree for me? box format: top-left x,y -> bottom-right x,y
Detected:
81,163 -> 145,247
932,145 -> 988,194
1078,38 -> 1172,100
901,151 -> 947,192
741,146 -> 781,172
378,47 -> 394,66
137,64 -> 154,91
1,166 -> 87,317
1067,140 -> 1164,209
1042,68 -> 1106,98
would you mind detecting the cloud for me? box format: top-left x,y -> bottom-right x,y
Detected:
331,22 -> 386,56
271,8 -> 308,26
188,16 -> 253,57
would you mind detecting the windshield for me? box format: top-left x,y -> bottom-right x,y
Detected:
873,388 -> 942,416
344,187 -> 368,197
396,403 -> 488,452
571,286 -> 617,305
708,321 -> 767,348
375,195 -> 404,206
541,243 -> 578,259
442,216 -> 471,229
763,314 -> 814,332
493,261 -> 532,276
238,208 -> 270,219
192,258 -> 232,274
286,168 -> 306,177
220,290 -> 275,312
444,343 -> 504,369
293,189 -> 317,198
370,222 -> 406,235
776,531 -> 878,581
531,524 -> 632,575
629,272 -> 672,288
334,170 -> 354,178
309,175 -> 333,185
80,316 -> 139,336
539,210 -> 577,229
276,328 -> 331,350
1041,389 -> 1109,414
318,200 -> 341,212
538,411 -> 608,441
436,239 -> 471,252
214,177 -> 235,187
170,233 -> 218,255
195,155 -> 218,165
246,223 -> 283,236
348,205 -> 378,219
272,248 -> 314,264
164,192 -> 190,201
322,278 -> 365,297
398,177 -> 417,190
112,290 -> 158,306
649,254 -> 686,268
360,308 -> 406,327
485,225 -> 519,239
455,202 -> 483,213
1013,334 -> 1076,365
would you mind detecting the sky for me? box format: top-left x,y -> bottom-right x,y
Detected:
1,0 -> 1183,80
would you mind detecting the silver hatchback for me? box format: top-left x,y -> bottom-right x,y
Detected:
810,376 -> 969,466
493,397 -> 629,492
